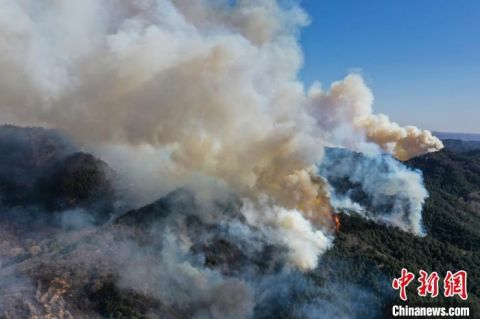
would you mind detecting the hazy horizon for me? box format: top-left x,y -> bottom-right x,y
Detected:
434,131 -> 480,141
300,0 -> 480,134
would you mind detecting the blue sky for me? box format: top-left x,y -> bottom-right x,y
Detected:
299,0 -> 480,133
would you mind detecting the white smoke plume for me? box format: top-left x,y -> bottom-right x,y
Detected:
319,148 -> 428,236
113,231 -> 255,319
0,0 -> 441,271
241,196 -> 332,271
307,74 -> 443,160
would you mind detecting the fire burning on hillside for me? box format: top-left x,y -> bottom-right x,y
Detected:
0,1 -> 446,318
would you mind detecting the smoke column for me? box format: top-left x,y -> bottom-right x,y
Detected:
306,74 -> 443,161
319,147 -> 428,236
0,0 -> 443,270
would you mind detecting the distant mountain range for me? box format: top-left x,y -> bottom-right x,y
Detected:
434,131 -> 480,142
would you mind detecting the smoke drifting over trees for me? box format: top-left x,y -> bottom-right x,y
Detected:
0,1 -> 449,318
0,0 -> 441,256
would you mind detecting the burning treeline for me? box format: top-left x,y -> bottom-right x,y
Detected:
0,0 -> 442,271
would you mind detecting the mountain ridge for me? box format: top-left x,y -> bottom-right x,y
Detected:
0,126 -> 478,318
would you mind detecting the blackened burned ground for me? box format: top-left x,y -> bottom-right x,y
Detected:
0,126 -> 479,319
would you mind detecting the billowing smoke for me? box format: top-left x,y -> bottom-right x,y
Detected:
307,74 -> 443,160
319,148 -> 428,236
0,0 -> 441,278
241,196 -> 332,271
112,231 -> 256,319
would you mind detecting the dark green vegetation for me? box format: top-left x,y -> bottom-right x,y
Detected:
0,125 -> 116,226
311,142 -> 480,318
1,125 -> 479,318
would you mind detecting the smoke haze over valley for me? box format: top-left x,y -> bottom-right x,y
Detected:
0,1 -> 476,319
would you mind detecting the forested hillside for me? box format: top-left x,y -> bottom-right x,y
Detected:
0,128 -> 479,318
311,141 -> 480,318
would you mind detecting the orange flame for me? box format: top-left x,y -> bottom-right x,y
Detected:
333,214 -> 340,234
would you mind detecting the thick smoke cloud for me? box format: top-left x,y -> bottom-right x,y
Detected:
319,148 -> 428,236
0,0 -> 333,235
241,196 -> 332,271
112,232 -> 255,319
0,0 -> 442,274
307,74 -> 443,160
0,2 -> 446,317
